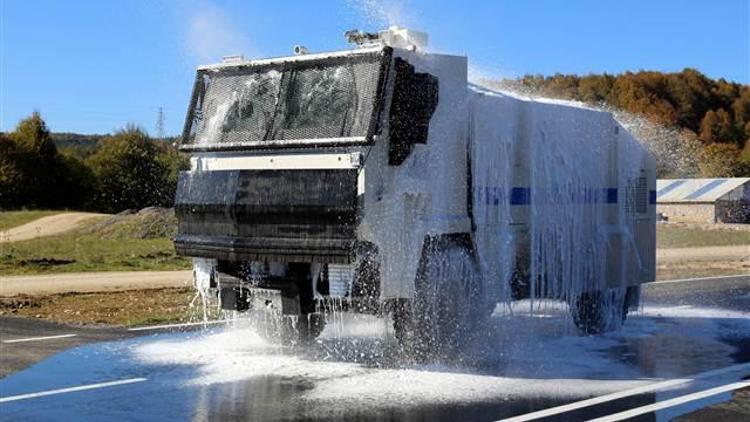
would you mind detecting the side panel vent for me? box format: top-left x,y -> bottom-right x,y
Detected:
626,175 -> 648,216
635,176 -> 648,214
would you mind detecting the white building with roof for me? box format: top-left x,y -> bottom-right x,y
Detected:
656,178 -> 750,223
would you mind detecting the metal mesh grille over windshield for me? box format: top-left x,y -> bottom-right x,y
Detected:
182,51 -> 387,149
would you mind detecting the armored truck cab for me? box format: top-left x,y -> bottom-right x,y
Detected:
174,27 -> 656,347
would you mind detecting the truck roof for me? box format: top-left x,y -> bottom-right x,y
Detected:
196,45 -> 386,72
468,83 -> 601,113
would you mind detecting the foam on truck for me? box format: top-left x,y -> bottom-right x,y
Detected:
173,27 -> 656,350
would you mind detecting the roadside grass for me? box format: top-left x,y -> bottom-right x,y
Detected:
0,210 -> 61,232
3,208 -> 747,327
0,207 -> 189,275
0,234 -> 189,275
0,288 -> 211,326
657,224 -> 750,248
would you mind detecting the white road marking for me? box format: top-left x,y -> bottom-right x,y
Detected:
498,362 -> 750,422
589,380 -> 750,422
128,319 -> 231,332
2,334 -> 77,344
651,274 -> 750,285
0,378 -> 147,403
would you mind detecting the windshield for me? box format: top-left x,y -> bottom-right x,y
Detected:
182,51 -> 388,150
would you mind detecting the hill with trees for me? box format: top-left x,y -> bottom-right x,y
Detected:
491,69 -> 749,177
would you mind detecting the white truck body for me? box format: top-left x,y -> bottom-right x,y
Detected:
174,28 -> 656,336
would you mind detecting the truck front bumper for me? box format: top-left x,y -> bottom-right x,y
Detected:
174,168 -> 359,263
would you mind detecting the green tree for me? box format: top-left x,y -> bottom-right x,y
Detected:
59,152 -> 97,209
86,125 -> 177,212
0,133 -> 26,208
9,111 -> 56,158
2,112 -> 73,208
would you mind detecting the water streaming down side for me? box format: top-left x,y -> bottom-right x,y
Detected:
476,78 -> 703,178
469,85 -> 653,327
192,258 -> 218,323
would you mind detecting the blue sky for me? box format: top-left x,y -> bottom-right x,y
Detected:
2,0 -> 748,135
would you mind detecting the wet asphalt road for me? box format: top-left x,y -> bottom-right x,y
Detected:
0,275 -> 748,421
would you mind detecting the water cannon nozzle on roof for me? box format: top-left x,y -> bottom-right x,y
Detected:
221,55 -> 245,64
345,26 -> 428,52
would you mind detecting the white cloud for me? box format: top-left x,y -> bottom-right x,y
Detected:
184,2 -> 257,64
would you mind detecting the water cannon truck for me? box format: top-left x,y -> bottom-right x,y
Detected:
174,27 -> 656,348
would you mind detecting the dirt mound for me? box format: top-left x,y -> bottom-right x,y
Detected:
0,212 -> 108,242
80,207 -> 178,239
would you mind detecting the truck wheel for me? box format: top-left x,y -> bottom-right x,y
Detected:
568,288 -> 628,334
290,263 -> 326,343
391,299 -> 413,346
394,237 -> 488,360
294,312 -> 326,343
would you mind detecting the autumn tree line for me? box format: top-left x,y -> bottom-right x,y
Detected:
2,69 -> 748,212
0,112 -> 188,212
505,68 -> 750,177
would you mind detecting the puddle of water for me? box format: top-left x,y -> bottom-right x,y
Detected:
0,304 -> 747,421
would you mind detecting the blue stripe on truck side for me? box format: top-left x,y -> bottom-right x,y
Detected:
606,188 -> 618,204
478,187 -> 620,206
510,187 -> 531,205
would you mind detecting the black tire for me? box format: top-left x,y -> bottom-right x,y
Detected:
391,299 -> 413,346
393,236 -> 489,360
290,263 -> 326,343
350,243 -> 381,314
294,312 -> 326,343
569,288 -> 629,334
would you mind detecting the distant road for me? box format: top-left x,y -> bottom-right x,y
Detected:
657,245 -> 749,262
644,274 -> 749,312
0,271 -> 192,296
0,212 -> 108,243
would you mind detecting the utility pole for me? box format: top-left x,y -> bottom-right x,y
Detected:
155,107 -> 165,140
